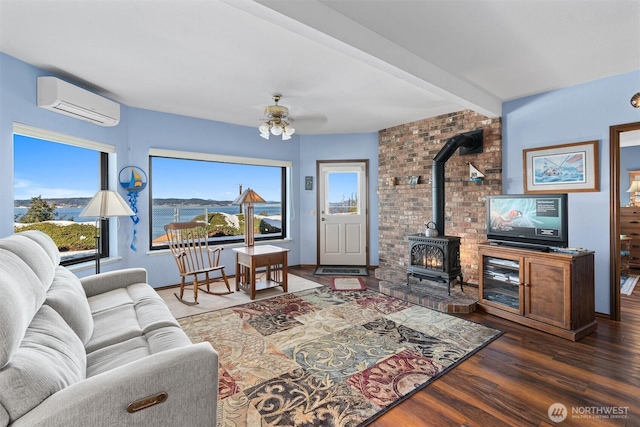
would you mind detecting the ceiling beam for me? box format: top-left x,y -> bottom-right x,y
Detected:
226,0 -> 502,118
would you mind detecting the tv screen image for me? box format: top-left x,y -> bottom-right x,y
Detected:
486,194 -> 568,249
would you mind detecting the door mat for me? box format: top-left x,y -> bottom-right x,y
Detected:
331,277 -> 366,291
314,266 -> 369,276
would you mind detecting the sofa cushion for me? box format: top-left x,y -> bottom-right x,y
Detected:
146,326 -> 192,353
0,249 -> 48,369
84,284 -> 181,353
86,336 -> 151,378
0,234 -> 55,292
86,327 -> 192,378
44,267 -> 94,345
127,283 -> 181,333
85,303 -> 142,354
17,230 -> 61,267
0,305 -> 85,423
87,287 -> 134,314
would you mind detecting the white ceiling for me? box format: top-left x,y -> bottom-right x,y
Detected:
0,0 -> 639,135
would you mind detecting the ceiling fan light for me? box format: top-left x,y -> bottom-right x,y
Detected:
284,125 -> 295,136
259,122 -> 270,133
282,133 -> 291,141
260,131 -> 270,140
271,125 -> 283,136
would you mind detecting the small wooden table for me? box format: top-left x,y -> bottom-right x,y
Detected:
233,245 -> 289,300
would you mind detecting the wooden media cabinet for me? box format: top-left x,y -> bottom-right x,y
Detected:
477,243 -> 596,341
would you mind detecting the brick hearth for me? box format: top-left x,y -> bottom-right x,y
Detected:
376,268 -> 477,314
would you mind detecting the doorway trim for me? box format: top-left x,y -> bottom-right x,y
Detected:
609,121 -> 640,321
316,159 -> 369,267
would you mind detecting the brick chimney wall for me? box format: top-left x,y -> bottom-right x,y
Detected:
378,110 -> 502,284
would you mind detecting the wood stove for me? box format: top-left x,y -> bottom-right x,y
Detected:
407,234 -> 463,295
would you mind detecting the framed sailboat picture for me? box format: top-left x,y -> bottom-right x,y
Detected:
523,140 -> 599,193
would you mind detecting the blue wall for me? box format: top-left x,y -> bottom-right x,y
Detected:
503,69 -> 640,314
0,53 -> 380,287
298,133 -> 380,266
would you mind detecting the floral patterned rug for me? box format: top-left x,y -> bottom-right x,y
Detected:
178,286 -> 502,426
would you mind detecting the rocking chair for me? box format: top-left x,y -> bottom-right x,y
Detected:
164,221 -> 232,305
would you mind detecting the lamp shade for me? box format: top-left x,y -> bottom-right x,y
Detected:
232,188 -> 266,205
80,190 -> 135,218
627,181 -> 640,193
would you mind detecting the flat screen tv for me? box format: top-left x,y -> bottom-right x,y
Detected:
486,193 -> 568,250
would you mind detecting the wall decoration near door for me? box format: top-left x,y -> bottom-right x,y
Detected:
119,166 -> 147,251
523,140 -> 599,193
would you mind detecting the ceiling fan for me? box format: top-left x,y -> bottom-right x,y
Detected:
259,95 -> 295,140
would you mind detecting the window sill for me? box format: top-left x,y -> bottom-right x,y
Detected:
66,256 -> 124,274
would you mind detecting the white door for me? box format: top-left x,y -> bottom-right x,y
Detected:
318,161 -> 368,266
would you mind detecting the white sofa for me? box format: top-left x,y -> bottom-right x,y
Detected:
0,231 -> 218,426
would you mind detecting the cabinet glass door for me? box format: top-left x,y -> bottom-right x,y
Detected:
482,256 -> 521,313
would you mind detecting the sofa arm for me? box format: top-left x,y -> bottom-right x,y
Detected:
80,268 -> 148,297
12,342 -> 218,427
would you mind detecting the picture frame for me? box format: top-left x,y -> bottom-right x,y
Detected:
523,140 -> 599,193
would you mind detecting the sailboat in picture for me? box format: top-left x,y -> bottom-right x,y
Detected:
128,168 -> 144,190
469,163 -> 485,182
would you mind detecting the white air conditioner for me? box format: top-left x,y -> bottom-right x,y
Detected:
37,76 -> 120,127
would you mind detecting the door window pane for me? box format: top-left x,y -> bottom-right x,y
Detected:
327,172 -> 359,215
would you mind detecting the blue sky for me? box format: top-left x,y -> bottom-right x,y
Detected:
150,156 -> 282,201
14,135 -> 357,203
14,135 -> 98,200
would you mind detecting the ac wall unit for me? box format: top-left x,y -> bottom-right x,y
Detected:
37,76 -> 120,127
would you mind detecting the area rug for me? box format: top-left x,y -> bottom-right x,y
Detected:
331,276 -> 366,291
314,265 -> 369,276
621,274 -> 639,296
178,287 -> 502,426
156,274 -> 322,319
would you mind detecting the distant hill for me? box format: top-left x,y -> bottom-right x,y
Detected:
15,197 -> 92,208
152,198 -> 231,206
15,197 -> 276,207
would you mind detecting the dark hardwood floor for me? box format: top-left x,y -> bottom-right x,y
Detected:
288,266 -> 640,426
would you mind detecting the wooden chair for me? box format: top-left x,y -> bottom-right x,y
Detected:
164,221 -> 232,305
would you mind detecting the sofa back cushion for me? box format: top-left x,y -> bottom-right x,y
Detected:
45,267 -> 94,344
0,233 -> 56,292
17,230 -> 61,268
0,249 -> 48,369
0,305 -> 86,424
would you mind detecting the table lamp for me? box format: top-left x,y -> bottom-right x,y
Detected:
627,180 -> 640,207
80,190 -> 135,273
232,188 -> 266,246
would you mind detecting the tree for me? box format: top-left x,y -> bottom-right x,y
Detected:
19,196 -> 58,223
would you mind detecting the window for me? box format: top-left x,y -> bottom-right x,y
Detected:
149,149 -> 289,249
13,124 -> 111,266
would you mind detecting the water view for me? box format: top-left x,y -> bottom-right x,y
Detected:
15,203 -> 282,242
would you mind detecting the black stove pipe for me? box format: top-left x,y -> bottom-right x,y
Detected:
432,129 -> 483,236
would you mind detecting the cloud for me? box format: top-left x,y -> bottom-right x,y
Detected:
13,178 -> 95,200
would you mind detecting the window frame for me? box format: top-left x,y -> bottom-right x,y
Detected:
13,123 -> 112,267
148,148 -> 290,251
